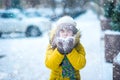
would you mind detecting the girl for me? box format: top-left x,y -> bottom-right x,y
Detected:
45,16 -> 86,80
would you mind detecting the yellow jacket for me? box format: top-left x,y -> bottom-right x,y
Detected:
45,28 -> 86,80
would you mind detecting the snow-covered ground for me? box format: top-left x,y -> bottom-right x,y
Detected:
75,10 -> 112,80
0,9 -> 112,80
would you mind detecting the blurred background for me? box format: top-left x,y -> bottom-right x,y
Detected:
0,0 -> 120,80
0,0 -> 109,21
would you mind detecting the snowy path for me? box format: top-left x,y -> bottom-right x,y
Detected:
76,10 -> 112,80
0,35 -> 50,80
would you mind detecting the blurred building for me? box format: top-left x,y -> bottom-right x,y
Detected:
0,0 -> 20,9
0,0 -> 55,9
0,0 -> 120,9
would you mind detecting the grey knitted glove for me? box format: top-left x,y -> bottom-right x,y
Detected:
64,37 -> 74,54
56,38 -> 64,54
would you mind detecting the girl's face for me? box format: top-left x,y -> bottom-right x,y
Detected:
59,29 -> 73,38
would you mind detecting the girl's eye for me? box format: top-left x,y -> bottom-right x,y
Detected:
67,30 -> 72,33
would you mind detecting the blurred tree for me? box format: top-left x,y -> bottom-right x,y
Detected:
0,0 -> 2,8
29,0 -> 40,7
4,0 -> 11,9
79,0 -> 89,7
110,2 -> 120,31
48,0 -> 56,12
62,0 -> 87,14
58,0 -> 88,18
11,0 -> 21,9
104,1 -> 115,18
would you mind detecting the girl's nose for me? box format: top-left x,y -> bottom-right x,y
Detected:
64,32 -> 68,35
63,32 -> 68,37
64,31 -> 68,36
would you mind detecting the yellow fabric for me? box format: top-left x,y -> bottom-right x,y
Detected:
45,43 -> 86,80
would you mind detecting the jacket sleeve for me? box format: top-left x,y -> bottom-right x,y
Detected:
67,43 -> 86,70
45,44 -> 64,70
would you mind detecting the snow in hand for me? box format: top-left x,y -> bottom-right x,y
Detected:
56,37 -> 74,52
